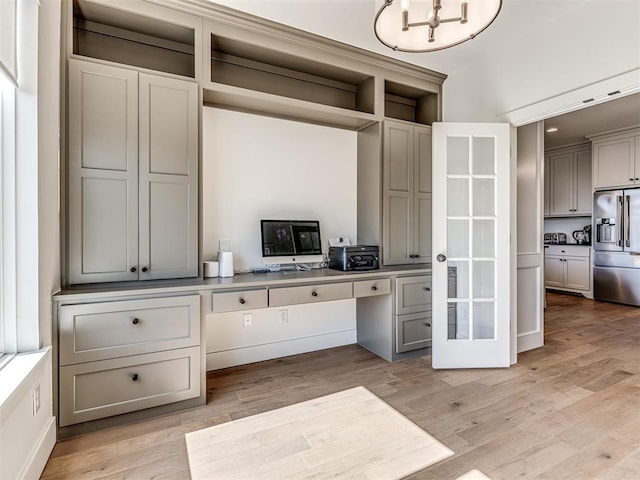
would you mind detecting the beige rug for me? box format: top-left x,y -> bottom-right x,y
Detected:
185,386 -> 453,479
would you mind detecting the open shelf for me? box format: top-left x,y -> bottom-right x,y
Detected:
73,0 -> 195,78
384,81 -> 439,125
209,34 -> 375,123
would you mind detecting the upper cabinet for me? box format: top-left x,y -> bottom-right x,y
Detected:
545,143 -> 592,217
68,59 -> 198,284
590,128 -> 640,189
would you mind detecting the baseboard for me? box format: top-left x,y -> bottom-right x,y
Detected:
206,330 -> 357,370
19,416 -> 56,480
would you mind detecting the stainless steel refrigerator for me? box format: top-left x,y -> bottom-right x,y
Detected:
593,188 -> 640,306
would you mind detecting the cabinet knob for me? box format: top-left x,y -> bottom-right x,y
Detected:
424,287 -> 431,291
239,298 -> 246,304
131,373 -> 139,382
371,285 -> 378,291
132,318 -> 140,325
636,178 -> 639,181
130,266 -> 137,273
425,322 -> 431,327
141,266 -> 148,273
311,291 -> 318,297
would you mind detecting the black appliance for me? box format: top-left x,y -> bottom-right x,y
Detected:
328,245 -> 379,271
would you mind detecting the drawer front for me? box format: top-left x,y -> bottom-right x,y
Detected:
396,275 -> 431,315
212,289 -> 268,313
353,278 -> 391,298
396,312 -> 432,353
59,347 -> 200,427
545,245 -> 590,257
59,295 -> 200,366
269,282 -> 353,307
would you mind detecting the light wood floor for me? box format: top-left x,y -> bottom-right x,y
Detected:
42,292 -> 640,479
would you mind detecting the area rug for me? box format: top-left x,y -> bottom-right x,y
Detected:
185,386 -> 453,479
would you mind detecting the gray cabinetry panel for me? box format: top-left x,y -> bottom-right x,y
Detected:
396,311 -> 432,353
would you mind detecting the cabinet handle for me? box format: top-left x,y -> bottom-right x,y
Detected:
131,373 -> 139,382
141,266 -> 148,272
371,285 -> 378,291
132,318 -> 140,325
239,298 -> 246,304
424,287 -> 431,291
311,291 -> 318,297
636,178 -> 639,181
425,322 -> 431,327
130,266 -> 137,273
631,178 -> 634,181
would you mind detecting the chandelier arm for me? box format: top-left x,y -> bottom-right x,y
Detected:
439,17 -> 463,24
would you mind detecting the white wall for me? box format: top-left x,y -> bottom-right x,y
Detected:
202,107 -> 357,270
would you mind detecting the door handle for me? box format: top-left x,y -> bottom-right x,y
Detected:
436,254 -> 447,262
617,196 -> 624,247
625,195 -> 631,248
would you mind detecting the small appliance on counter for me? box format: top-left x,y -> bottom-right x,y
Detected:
572,224 -> 591,245
328,245 -> 379,271
544,232 -> 567,244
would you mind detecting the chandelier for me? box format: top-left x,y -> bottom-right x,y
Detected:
374,0 -> 502,53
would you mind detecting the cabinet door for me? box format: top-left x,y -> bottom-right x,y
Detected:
574,150 -> 592,215
593,137 -> 635,188
549,152 -> 573,215
383,121 -> 413,265
396,275 -> 431,315
138,74 -> 199,279
544,255 -> 564,288
68,59 -> 139,284
414,126 -> 432,262
565,256 -> 590,290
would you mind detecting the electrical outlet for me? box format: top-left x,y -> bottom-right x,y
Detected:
279,309 -> 288,324
243,313 -> 252,327
33,383 -> 41,415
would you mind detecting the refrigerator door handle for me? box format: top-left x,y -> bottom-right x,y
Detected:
625,195 -> 631,248
617,195 -> 624,247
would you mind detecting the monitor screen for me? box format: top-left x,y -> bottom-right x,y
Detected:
261,220 -> 322,263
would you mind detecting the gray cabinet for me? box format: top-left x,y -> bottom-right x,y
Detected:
395,275 -> 431,353
590,128 -> 640,189
546,144 -> 591,217
544,245 -> 591,292
383,120 -> 432,265
68,59 -> 198,284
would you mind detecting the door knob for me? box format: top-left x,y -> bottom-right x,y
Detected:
436,254 -> 447,262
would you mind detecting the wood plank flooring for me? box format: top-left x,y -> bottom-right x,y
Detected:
42,292 -> 640,479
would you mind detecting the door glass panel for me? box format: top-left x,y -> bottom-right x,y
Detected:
449,301 -> 469,340
473,260 -> 495,298
447,220 -> 469,257
448,261 -> 468,299
447,137 -> 469,174
473,219 -> 495,257
473,178 -> 495,216
447,178 -> 469,216
472,137 -> 495,175
473,302 -> 495,339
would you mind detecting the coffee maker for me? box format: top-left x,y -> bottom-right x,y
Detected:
572,225 -> 591,245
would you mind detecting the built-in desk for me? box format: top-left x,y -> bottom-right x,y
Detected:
53,265 -> 431,433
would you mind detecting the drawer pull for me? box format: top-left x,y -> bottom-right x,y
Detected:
131,373 -> 139,382
371,285 -> 378,291
141,266 -> 148,273
130,266 -> 137,273
132,318 -> 140,325
311,291 -> 318,297
424,287 -> 431,291
239,298 -> 246,304
425,322 -> 431,327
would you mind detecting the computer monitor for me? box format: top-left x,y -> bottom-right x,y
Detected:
260,220 -> 323,265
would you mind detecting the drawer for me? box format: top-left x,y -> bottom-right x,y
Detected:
396,275 -> 431,315
59,295 -> 200,366
545,245 -> 590,257
59,346 -> 200,427
396,312 -> 431,353
269,282 -> 353,307
353,278 -> 391,298
212,289 -> 268,313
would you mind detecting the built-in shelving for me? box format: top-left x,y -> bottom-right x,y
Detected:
385,81 -> 439,125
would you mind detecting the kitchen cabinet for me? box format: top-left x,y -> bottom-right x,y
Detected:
395,275 -> 431,352
546,144 -> 591,216
544,245 -> 591,292
382,120 -> 432,265
68,59 -> 198,284
590,128 -> 640,189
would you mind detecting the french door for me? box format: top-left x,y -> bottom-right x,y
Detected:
432,123 -> 512,368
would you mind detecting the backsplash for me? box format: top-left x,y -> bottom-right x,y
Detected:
544,217 -> 592,244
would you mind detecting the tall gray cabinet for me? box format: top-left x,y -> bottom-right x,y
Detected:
68,59 -> 198,284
